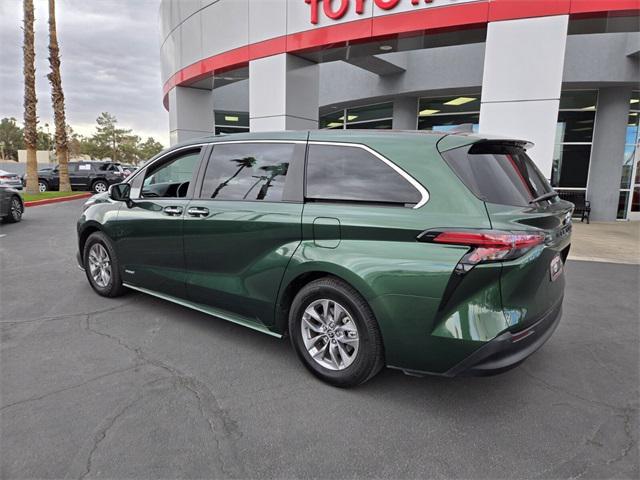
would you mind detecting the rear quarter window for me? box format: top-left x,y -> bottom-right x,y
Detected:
441,143 -> 553,207
305,144 -> 421,206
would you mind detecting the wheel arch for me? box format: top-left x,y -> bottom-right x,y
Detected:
78,222 -> 106,256
274,264 -> 378,335
12,194 -> 24,208
91,178 -> 109,190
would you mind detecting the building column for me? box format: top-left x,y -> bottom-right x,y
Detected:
392,97 -> 418,130
587,87 -> 633,221
479,15 -> 569,178
249,53 -> 319,131
169,86 -> 214,146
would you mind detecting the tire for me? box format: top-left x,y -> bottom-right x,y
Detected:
288,277 -> 384,388
38,180 -> 48,193
92,180 -> 109,194
83,231 -> 126,297
3,196 -> 23,223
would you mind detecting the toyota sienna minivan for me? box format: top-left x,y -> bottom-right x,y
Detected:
77,131 -> 572,387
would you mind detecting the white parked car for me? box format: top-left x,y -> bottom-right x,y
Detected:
0,170 -> 24,190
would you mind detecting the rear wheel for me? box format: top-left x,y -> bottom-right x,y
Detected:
288,277 -> 384,387
83,231 -> 126,297
3,196 -> 23,223
92,180 -> 108,194
38,180 -> 48,193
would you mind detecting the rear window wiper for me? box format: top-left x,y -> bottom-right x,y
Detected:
529,191 -> 559,204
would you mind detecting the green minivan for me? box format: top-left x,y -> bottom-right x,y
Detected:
77,131 -> 572,387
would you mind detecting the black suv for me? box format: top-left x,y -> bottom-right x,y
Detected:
34,162 -> 128,193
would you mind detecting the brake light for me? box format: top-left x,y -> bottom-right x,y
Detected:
419,229 -> 546,273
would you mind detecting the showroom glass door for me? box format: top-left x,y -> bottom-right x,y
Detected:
624,93 -> 639,220
627,155 -> 640,221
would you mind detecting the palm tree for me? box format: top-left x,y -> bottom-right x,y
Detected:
23,0 -> 39,195
47,0 -> 70,191
210,156 -> 256,198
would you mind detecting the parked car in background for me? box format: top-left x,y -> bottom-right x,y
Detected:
119,164 -> 137,176
32,161 -> 129,193
0,186 -> 24,223
0,170 -> 24,191
76,131 -> 572,387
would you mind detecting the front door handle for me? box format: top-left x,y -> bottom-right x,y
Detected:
187,206 -> 209,218
163,205 -> 183,216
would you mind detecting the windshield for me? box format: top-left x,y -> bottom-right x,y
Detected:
442,143 -> 554,207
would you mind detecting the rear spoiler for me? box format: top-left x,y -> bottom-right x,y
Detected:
472,138 -> 535,150
437,134 -> 534,153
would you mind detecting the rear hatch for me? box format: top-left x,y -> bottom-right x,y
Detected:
441,140 -> 573,330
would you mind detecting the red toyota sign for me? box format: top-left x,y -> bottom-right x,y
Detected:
304,0 -> 435,24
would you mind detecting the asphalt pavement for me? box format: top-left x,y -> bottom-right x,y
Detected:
1,199 -> 638,479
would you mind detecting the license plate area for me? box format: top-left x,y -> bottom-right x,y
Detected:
550,255 -> 563,281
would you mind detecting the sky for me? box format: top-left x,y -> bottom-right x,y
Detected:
0,0 -> 169,146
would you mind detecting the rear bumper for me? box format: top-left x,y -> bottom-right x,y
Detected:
445,298 -> 563,377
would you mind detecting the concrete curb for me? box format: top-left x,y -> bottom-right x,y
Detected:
24,193 -> 92,207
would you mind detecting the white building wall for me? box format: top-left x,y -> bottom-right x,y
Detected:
479,15 -> 569,178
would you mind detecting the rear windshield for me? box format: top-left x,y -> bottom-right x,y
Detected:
442,143 -> 553,207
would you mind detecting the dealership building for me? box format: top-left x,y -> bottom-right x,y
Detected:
159,0 -> 639,221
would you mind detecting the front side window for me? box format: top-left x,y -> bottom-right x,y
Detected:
141,149 -> 201,198
200,143 -> 295,201
305,144 -> 421,206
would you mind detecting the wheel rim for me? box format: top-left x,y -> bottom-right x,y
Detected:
39,182 -> 46,192
10,198 -> 22,220
88,243 -> 112,288
94,182 -> 107,193
301,299 -> 360,371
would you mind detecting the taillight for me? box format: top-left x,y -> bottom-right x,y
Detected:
418,229 -> 546,273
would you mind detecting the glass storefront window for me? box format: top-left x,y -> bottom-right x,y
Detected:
559,91 -> 598,110
551,144 -> 592,188
345,119 -> 392,129
621,144 -> 637,189
214,110 -> 249,135
556,111 -> 596,143
346,103 -> 392,124
553,91 -> 597,202
418,114 -> 479,132
320,102 -> 393,130
417,94 -> 481,133
320,110 -> 344,129
618,91 -> 639,219
419,95 -> 481,115
618,191 -> 630,219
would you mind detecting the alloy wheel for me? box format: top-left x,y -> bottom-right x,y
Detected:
301,298 -> 360,371
10,198 -> 22,221
88,243 -> 112,288
38,182 -> 46,193
94,182 -> 108,193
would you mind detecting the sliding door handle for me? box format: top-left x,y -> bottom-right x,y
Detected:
187,206 -> 210,218
163,206 -> 183,216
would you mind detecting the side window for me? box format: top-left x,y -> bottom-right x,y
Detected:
67,164 -> 79,173
200,143 -> 295,201
305,144 -> 421,206
141,149 -> 201,198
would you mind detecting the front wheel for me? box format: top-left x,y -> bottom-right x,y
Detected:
38,180 -> 48,193
3,196 -> 23,223
288,277 -> 384,388
83,231 -> 126,297
92,180 -> 108,194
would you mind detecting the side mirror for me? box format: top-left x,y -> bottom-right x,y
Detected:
108,183 -> 131,202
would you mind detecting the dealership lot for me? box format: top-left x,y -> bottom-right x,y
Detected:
1,200 -> 638,479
